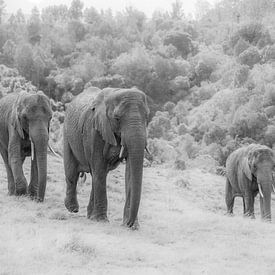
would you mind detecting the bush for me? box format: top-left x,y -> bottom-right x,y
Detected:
163,31 -> 194,58
111,46 -> 152,92
234,38 -> 250,56
262,44 -> 275,63
147,111 -> 172,140
147,138 -> 177,163
230,108 -> 268,140
203,124 -> 227,146
88,74 -> 126,89
163,101 -> 175,116
232,23 -> 271,47
264,125 -> 275,147
233,65 -> 250,87
263,84 -> 275,107
238,46 -> 261,67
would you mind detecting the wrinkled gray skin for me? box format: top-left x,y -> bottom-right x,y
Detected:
63,87 -> 149,229
0,91 -> 52,201
226,144 -> 275,221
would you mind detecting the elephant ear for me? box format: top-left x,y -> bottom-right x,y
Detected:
11,92 -> 26,139
92,91 -> 117,146
242,157 -> 252,181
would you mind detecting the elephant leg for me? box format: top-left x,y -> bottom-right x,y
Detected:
28,157 -> 38,199
243,192 -> 253,217
87,167 -> 108,221
64,141 -> 79,213
123,161 -> 139,229
225,178 -> 234,215
9,157 -> 27,196
0,146 -> 15,195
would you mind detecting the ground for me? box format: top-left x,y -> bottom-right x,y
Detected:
0,156 -> 275,275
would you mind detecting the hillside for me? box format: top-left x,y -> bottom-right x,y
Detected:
1,156 -> 275,274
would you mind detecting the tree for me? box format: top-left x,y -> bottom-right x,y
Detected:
3,39 -> 16,65
195,0 -> 211,20
41,5 -> 68,24
84,6 -> 100,24
69,0 -> 84,20
15,9 -> 25,24
27,7 -> 41,45
15,43 -> 34,80
0,0 -> 6,24
170,0 -> 185,19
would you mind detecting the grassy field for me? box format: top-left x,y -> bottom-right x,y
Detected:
1,156 -> 275,274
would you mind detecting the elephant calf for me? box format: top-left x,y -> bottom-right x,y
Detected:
225,144 -> 275,221
0,91 -> 52,201
63,87 -> 149,228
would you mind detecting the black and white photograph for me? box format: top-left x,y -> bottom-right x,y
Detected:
0,0 -> 275,274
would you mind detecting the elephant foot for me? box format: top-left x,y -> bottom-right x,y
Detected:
36,197 -> 44,203
225,212 -> 234,217
87,206 -> 108,222
15,185 -> 27,196
65,197 -> 79,213
123,217 -> 139,230
88,214 -> 109,223
244,212 -> 255,219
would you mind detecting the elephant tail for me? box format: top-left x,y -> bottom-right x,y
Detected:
78,172 -> 87,185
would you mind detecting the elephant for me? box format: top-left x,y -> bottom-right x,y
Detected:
225,144 -> 275,221
63,87 -> 149,229
0,91 -> 52,201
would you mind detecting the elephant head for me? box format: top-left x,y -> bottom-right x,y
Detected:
92,88 -> 149,227
11,91 -> 52,201
242,145 -> 275,221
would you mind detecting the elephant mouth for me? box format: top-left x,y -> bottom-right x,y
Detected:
103,134 -> 126,171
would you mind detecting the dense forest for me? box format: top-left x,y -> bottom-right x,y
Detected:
0,0 -> 275,170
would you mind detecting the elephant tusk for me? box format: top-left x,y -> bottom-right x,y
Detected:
31,140 -> 34,161
258,184 -> 264,198
119,146 -> 124,159
48,144 -> 61,158
145,146 -> 151,156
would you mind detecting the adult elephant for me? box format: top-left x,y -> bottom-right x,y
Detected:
0,91 -> 52,201
63,87 -> 149,229
225,144 -> 275,221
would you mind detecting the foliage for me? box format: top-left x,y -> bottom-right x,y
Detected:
238,46 -> 261,67
0,0 -> 275,171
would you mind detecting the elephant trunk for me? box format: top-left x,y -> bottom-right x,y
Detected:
29,121 -> 49,202
122,114 -> 146,227
258,172 -> 272,221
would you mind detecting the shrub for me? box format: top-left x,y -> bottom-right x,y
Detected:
234,38 -> 250,56
88,74 -> 126,89
230,108 -> 268,140
163,31 -> 194,58
238,46 -> 261,67
232,23 -> 271,46
169,76 -> 190,93
147,138 -> 177,163
264,125 -> 275,147
262,44 -> 275,63
111,46 -> 152,92
233,65 -> 250,87
264,106 -> 275,118
203,124 -> 227,146
263,84 -> 275,107
147,111 -> 172,139
163,101 -> 175,116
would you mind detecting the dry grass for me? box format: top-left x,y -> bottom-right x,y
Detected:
0,156 -> 275,274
